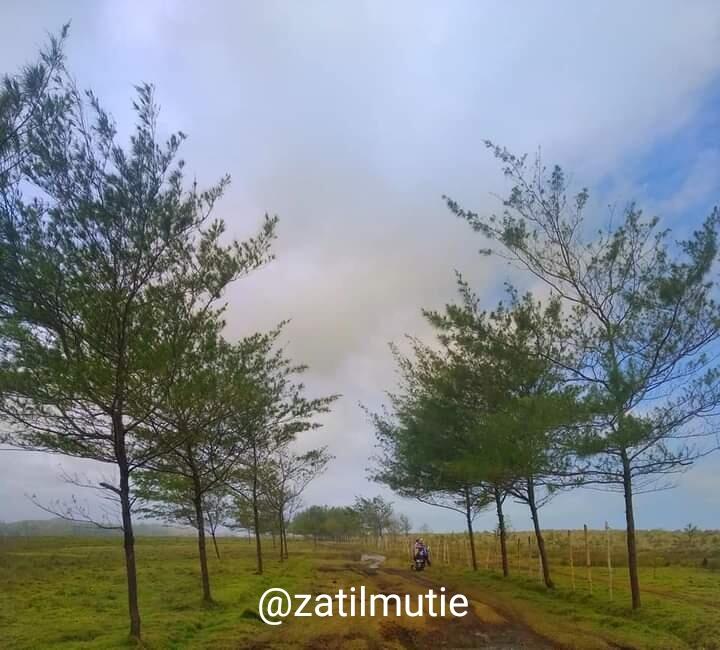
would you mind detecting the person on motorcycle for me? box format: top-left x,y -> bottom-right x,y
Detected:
414,538 -> 431,566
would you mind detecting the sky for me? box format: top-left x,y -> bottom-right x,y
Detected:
1,1 -> 720,532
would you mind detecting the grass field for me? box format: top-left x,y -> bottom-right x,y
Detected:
1,532 -> 719,649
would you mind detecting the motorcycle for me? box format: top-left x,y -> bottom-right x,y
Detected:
411,549 -> 430,571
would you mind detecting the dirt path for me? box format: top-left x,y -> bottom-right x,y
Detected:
245,552 -> 638,649
245,555 -> 561,649
371,564 -> 560,649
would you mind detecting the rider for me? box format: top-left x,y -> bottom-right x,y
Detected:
414,538 -> 431,566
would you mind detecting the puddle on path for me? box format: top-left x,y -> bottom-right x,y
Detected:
360,553 -> 386,569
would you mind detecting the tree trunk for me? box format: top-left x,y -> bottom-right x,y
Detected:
282,517 -> 289,559
278,511 -> 285,562
210,528 -> 221,561
527,478 -> 554,589
621,449 -> 641,609
465,490 -> 478,571
192,494 -> 212,603
494,485 -> 509,577
251,459 -> 263,574
117,434 -> 141,640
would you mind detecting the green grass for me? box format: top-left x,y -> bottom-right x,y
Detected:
420,564 -> 720,649
1,533 -> 719,649
377,529 -> 720,649
0,536 -> 325,648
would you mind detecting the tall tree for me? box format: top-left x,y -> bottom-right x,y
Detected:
264,446 -> 332,561
203,486 -> 233,560
353,495 -> 395,540
223,330 -> 338,573
427,283 -> 582,588
137,331 -> 275,603
0,82 -> 276,639
446,143 -> 720,607
370,375 -> 493,572
373,276 -> 580,582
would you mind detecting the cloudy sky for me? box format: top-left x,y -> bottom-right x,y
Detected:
2,1 -> 720,532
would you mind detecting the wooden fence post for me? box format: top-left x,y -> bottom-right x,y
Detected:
568,529 -> 575,592
493,531 -> 499,572
605,521 -> 613,601
584,524 -> 592,594
527,535 -> 532,577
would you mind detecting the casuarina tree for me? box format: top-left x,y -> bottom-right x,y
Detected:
369,339 -> 494,572
135,331 -> 274,603
0,78 -> 276,638
446,143 -> 720,607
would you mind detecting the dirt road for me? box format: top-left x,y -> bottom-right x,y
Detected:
366,563 -> 559,649
246,554 -> 561,649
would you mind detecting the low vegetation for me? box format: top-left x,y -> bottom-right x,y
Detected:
1,533 -> 718,649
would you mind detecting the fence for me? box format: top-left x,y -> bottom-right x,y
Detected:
320,523 -> 720,600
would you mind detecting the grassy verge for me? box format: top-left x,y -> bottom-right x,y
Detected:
2,536 -> 718,649
380,549 -> 720,649
0,536 -> 325,648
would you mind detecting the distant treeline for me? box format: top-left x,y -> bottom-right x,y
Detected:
0,519 -> 195,537
290,497 -> 410,541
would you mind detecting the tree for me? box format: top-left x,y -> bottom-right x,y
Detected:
136,330 -> 276,603
683,523 -> 699,546
203,487 -> 233,560
136,476 -> 231,560
229,490 -> 278,539
290,505 -> 362,542
428,283 -> 583,587
370,305 -> 503,573
264,446 -> 332,561
446,142 -> 720,607
289,505 -> 328,542
370,385 -> 493,571
0,25 -> 68,180
396,513 -> 412,536
223,330 -> 338,573
373,275 -> 581,582
353,496 -> 395,540
0,81 -> 276,638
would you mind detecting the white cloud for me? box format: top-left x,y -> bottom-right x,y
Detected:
1,1 -> 720,527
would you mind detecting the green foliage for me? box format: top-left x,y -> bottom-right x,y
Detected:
352,495 -> 396,538
0,42 -> 278,637
0,79 -> 277,468
290,505 -> 363,540
0,24 -> 68,180
262,448 -> 333,527
445,142 -> 720,605
446,142 -> 720,493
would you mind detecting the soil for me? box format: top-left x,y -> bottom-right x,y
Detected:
247,556 -> 567,649
370,565 -> 559,649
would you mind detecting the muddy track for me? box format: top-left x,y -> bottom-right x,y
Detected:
375,565 -> 561,649
246,557 -> 629,649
